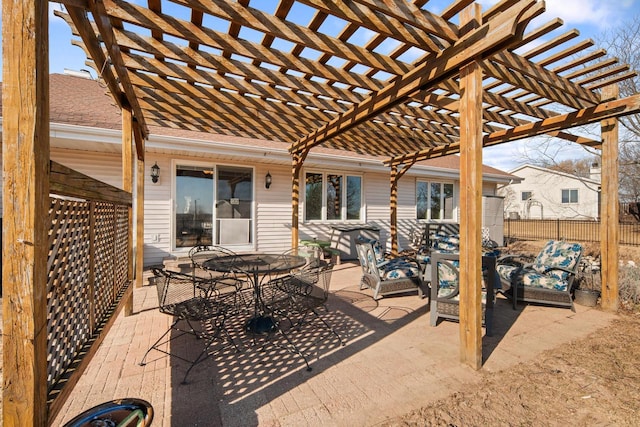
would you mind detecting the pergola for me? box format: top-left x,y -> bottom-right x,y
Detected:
3,0 -> 639,424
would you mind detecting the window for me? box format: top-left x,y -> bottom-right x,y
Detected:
521,191 -> 532,201
304,171 -> 362,221
562,189 -> 578,204
417,181 -> 454,220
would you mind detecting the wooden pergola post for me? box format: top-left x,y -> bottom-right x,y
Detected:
390,165 -> 399,255
291,150 -> 309,248
600,84 -> 620,311
135,148 -> 145,288
2,0 -> 50,424
390,163 -> 410,255
458,3 -> 484,370
122,108 -> 135,315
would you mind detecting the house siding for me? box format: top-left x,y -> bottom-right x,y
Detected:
22,148 -> 506,267
256,165 -> 297,252
500,165 -> 600,220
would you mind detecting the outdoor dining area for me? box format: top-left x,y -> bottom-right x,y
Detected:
40,233 -> 613,426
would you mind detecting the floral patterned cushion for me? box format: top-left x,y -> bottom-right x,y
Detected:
416,253 -> 431,264
497,240 -> 582,292
432,232 -> 460,252
360,238 -> 385,263
518,270 -> 570,291
497,264 -> 519,281
532,240 -> 582,282
379,257 -> 421,280
436,260 -> 488,302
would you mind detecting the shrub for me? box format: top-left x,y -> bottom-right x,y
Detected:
619,264 -> 640,312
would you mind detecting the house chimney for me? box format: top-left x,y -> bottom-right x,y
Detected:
590,161 -> 601,182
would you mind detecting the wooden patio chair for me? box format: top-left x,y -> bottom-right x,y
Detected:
355,238 -> 424,300
496,240 -> 583,311
429,252 -> 497,336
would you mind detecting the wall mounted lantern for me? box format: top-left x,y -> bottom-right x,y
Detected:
265,171 -> 272,189
151,162 -> 160,183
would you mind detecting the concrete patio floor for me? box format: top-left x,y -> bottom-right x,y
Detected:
46,261 -> 616,427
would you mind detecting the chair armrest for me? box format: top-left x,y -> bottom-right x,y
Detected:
376,259 -> 391,268
497,254 -> 534,266
534,264 -> 577,276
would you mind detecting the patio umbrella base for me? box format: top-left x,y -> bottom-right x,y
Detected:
246,315 -> 277,334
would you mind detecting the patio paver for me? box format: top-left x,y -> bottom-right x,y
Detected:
35,262 -> 615,426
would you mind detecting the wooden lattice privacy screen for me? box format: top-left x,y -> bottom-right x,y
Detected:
46,162 -> 132,410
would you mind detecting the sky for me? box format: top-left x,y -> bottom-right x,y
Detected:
1,0 -> 640,172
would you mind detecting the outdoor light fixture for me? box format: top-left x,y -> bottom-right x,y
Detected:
150,162 -> 160,183
265,171 -> 272,189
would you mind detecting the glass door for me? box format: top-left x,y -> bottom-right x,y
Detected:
175,165 -> 214,248
216,166 -> 253,245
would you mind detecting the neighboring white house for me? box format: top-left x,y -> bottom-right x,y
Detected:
1,73 -> 517,266
498,164 -> 601,220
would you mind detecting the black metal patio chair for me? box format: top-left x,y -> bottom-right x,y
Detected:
139,268 -> 239,384
260,261 -> 344,371
189,245 -> 251,312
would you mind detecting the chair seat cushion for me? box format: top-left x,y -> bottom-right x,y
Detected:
497,264 -> 519,282
497,264 -> 569,292
519,271 -> 569,291
378,258 -> 421,280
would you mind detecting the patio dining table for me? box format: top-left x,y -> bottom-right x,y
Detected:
203,253 -> 306,333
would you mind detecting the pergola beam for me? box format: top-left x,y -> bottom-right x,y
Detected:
290,0 -> 544,154
386,93 -> 640,166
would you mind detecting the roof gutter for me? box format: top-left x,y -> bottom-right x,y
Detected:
2,120 -> 512,182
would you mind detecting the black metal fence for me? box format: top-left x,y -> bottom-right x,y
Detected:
504,218 -> 640,246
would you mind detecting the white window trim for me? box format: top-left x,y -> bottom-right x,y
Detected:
561,188 -> 579,204
302,169 -> 365,223
416,179 -> 456,221
171,159 -> 256,253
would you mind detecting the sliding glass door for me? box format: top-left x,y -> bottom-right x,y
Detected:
175,164 -> 253,249
216,166 -> 253,245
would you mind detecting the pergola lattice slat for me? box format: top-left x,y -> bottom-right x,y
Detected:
54,0 -> 638,162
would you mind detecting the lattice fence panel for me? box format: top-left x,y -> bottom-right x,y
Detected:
94,201 -> 117,325
114,205 -> 129,296
47,198 -> 92,389
46,196 -> 131,393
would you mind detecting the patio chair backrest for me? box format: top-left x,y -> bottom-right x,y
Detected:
152,268 -> 200,316
431,231 -> 460,252
297,262 -> 334,301
532,240 -> 583,282
356,237 -> 385,264
355,239 -> 382,279
189,245 -> 239,269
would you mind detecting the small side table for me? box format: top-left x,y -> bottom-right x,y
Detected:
300,239 -> 340,264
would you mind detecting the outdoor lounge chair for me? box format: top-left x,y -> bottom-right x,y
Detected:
355,238 -> 424,300
261,261 -> 344,371
140,268 -> 239,384
430,252 -> 497,336
496,239 -> 583,311
414,224 -> 499,281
